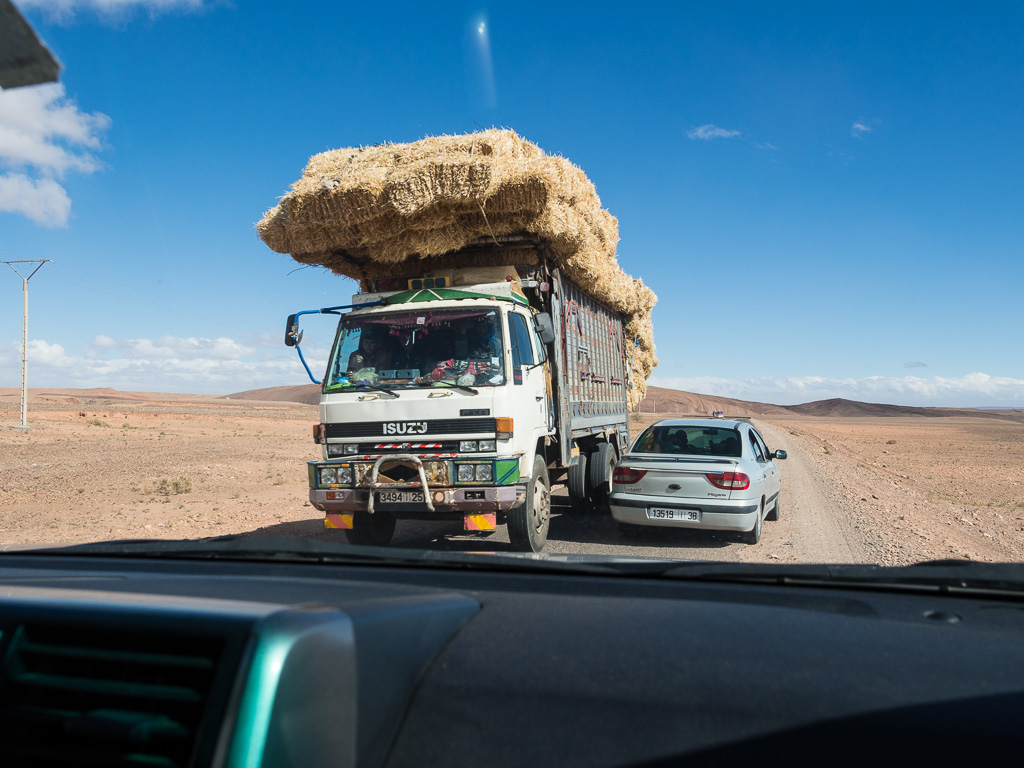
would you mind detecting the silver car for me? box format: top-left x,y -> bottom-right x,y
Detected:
610,419 -> 786,544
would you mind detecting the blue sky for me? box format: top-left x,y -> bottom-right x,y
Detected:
1,0 -> 1022,407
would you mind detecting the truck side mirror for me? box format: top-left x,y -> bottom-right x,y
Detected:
534,312 -> 555,345
284,314 -> 303,347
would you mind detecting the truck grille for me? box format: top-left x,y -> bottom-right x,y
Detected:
325,418 -> 496,438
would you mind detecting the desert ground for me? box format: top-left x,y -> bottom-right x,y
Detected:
2,387 -> 1022,566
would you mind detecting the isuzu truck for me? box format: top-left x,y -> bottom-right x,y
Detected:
286,237 -> 633,552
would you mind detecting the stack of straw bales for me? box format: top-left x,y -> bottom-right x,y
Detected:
258,129 -> 657,407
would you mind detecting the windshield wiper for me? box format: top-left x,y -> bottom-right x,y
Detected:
653,561 -> 1024,597
429,382 -> 479,396
353,383 -> 400,398
12,537 -> 624,575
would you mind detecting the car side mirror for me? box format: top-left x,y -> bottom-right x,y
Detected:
284,314 -> 303,347
534,312 -> 555,345
773,450 -> 787,460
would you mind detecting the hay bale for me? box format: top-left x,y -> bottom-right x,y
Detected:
258,129 -> 657,404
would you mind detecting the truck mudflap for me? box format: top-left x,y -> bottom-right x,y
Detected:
464,514 -> 497,531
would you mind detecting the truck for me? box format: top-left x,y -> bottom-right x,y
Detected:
285,236 -> 633,552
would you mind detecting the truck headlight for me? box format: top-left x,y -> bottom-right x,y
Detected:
474,464 -> 492,482
457,464 -> 475,482
337,466 -> 353,484
459,440 -> 478,452
320,467 -> 338,485
478,440 -> 496,452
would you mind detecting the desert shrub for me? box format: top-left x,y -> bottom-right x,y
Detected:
86,419 -> 110,428
154,475 -> 193,496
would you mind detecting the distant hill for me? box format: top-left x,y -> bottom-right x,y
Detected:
224,383 -> 1022,421
223,384 -> 321,406
638,387 -> 789,418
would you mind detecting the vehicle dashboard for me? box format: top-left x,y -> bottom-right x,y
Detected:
0,545 -> 1021,767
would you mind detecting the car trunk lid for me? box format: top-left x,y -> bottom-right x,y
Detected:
614,456 -> 741,500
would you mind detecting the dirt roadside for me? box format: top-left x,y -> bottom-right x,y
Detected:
758,416 -> 1024,565
2,393 -> 1022,564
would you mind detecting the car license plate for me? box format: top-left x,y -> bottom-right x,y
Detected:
646,507 -> 700,522
376,491 -> 424,504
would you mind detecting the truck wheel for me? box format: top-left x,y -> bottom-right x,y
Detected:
588,442 -> 617,513
508,455 -> 551,552
566,448 -> 588,512
344,511 -> 396,547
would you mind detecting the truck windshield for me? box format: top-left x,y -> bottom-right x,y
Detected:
324,309 -> 505,392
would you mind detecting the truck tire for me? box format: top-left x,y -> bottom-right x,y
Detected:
588,442 -> 617,513
507,455 -> 551,553
344,511 -> 397,547
566,448 -> 588,512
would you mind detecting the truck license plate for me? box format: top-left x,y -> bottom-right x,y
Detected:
376,491 -> 424,504
646,507 -> 700,522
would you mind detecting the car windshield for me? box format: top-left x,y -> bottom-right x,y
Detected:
1,3 -> 1022,578
325,310 -> 505,391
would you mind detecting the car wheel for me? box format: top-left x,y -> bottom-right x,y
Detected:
766,494 -> 780,521
508,455 -> 551,552
344,511 -> 397,546
587,442 -> 617,513
742,503 -> 763,545
566,448 -> 589,512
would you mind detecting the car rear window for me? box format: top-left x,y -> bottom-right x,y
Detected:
632,426 -> 742,457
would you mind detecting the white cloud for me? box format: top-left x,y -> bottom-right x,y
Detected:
0,335 -> 317,395
14,0 -> 208,21
0,84 -> 109,173
649,373 -> 1024,408
687,124 -> 741,141
0,174 -> 70,226
851,121 -> 872,138
0,84 -> 110,227
118,336 -> 257,361
904,361 -> 928,369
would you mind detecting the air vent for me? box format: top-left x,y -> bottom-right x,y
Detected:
0,622 -> 225,767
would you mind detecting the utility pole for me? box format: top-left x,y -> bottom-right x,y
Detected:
3,260 -> 50,429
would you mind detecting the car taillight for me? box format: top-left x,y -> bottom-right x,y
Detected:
613,467 -> 647,484
705,472 -> 750,490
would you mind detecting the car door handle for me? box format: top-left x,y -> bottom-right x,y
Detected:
535,396 -> 544,401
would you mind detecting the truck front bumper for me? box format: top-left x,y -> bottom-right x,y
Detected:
310,485 -> 524,516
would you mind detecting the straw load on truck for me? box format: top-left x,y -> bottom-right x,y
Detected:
257,128 -> 657,407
